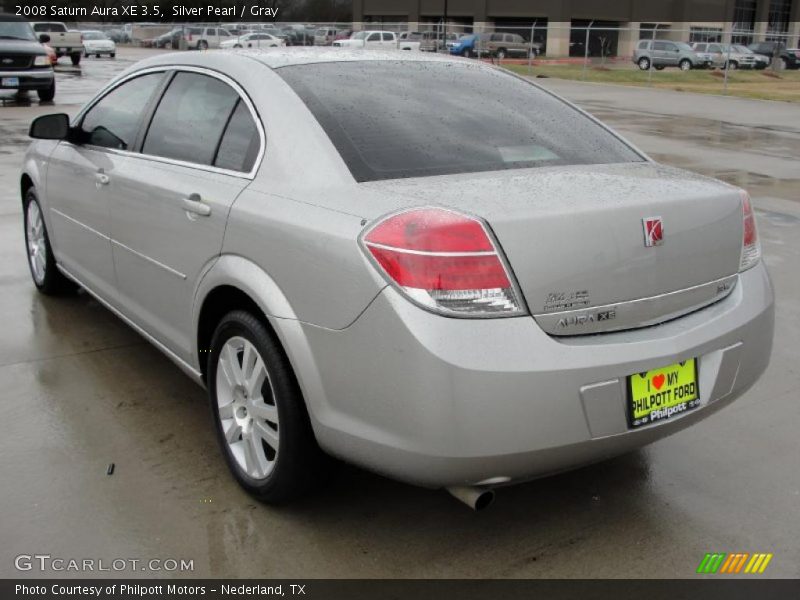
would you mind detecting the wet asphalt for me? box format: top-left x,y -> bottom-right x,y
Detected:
0,49 -> 798,578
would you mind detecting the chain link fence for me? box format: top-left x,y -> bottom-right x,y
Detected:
76,20 -> 800,99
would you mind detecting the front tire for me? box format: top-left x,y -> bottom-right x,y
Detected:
495,48 -> 507,59
679,58 -> 692,71
37,79 -> 55,102
23,189 -> 72,294
208,310 -> 325,503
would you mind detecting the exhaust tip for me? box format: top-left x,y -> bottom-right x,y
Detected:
446,485 -> 496,511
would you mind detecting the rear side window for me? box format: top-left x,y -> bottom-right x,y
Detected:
142,72 -> 240,166
81,72 -> 164,150
278,61 -> 642,182
382,32 -> 394,41
214,100 -> 260,172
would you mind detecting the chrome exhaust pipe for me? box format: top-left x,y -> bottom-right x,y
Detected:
446,485 -> 495,511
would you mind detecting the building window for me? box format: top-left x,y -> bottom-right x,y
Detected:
766,0 -> 791,41
689,27 -> 722,43
731,0 -> 756,44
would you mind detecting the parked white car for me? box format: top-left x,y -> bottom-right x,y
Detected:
81,30 -> 116,58
333,31 -> 397,48
220,33 -> 285,49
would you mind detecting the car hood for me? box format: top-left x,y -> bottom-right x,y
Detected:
0,40 -> 47,55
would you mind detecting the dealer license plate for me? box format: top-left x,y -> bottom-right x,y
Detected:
2,77 -> 20,88
627,359 -> 699,428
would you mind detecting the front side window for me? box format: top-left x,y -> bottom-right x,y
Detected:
142,72 -> 250,168
81,72 -> 164,150
367,33 -> 380,42
278,61 -> 642,182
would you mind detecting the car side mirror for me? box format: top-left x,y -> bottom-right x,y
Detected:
38,33 -> 51,44
29,113 -> 70,140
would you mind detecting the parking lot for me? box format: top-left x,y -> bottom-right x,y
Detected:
1,46 -> 799,578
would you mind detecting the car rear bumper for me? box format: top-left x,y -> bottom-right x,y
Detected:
0,68 -> 54,91
298,261 -> 774,488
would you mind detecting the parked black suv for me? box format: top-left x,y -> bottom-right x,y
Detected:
748,41 -> 800,69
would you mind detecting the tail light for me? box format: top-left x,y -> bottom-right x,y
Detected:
739,191 -> 761,271
361,207 -> 525,317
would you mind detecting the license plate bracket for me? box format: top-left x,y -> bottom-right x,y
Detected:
627,359 -> 699,428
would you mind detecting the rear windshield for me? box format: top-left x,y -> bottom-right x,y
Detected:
278,61 -> 642,182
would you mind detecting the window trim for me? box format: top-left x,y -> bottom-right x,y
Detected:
71,65 -> 266,180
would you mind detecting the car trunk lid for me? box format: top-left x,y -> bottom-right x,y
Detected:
361,162 -> 743,335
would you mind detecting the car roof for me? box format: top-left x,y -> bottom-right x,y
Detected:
133,47 -> 471,70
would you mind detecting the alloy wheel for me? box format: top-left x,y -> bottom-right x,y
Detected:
215,336 -> 279,479
26,200 -> 47,285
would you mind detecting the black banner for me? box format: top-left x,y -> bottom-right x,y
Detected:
4,580 -> 800,600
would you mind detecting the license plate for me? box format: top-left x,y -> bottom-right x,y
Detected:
2,77 -> 20,88
627,359 -> 699,428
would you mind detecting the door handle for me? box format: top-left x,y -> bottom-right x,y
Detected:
182,194 -> 211,217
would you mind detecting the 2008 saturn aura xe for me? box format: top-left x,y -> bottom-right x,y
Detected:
21,50 -> 773,508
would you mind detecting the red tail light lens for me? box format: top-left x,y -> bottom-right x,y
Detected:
740,191 -> 761,271
362,208 -> 525,316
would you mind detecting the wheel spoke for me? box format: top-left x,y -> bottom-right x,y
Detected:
222,419 -> 242,444
243,431 -> 269,476
250,401 -> 278,423
225,342 -> 245,385
254,421 -> 279,451
246,354 -> 267,399
218,400 -> 234,419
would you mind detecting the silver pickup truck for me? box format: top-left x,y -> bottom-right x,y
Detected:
31,21 -> 83,65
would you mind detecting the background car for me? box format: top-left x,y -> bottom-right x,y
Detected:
748,41 -> 800,69
220,32 -> 284,49
313,28 -> 339,46
397,31 -> 423,51
448,33 -> 487,57
477,32 -> 532,59
332,31 -> 397,48
185,26 -> 232,50
634,39 -> 711,70
281,24 -> 315,46
0,12 -> 55,101
152,26 -> 188,49
419,31 -> 458,52
81,30 -> 116,58
30,21 -> 82,65
690,42 -> 759,69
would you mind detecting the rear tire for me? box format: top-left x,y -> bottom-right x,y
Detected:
496,48 -> 507,59
70,53 -> 81,66
110,53 -> 115,58
208,310 -> 326,503
679,58 -> 692,71
198,40 -> 208,50
638,57 -> 650,70
23,188 -> 73,295
37,79 -> 55,102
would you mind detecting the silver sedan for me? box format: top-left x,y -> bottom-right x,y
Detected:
21,50 -> 774,509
